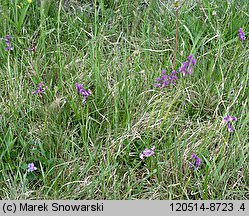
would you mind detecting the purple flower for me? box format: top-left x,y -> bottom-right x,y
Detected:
187,54 -> 193,61
32,82 -> 47,94
75,83 -> 91,105
189,153 -> 202,169
5,46 -> 14,51
5,41 -> 11,46
191,58 -> 197,65
223,115 -> 237,132
155,70 -> 179,88
227,123 -> 235,132
179,54 -> 197,76
238,28 -> 245,42
4,35 -> 11,41
223,115 -> 237,123
139,146 -> 155,160
4,35 -> 13,51
75,83 -> 83,94
28,163 -> 37,172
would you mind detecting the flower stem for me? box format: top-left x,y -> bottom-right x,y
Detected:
172,3 -> 179,70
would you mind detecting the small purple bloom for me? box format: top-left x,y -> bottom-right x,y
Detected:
179,55 -> 197,76
191,58 -> 197,65
32,82 -> 47,94
189,153 -> 201,169
75,83 -> 83,94
28,163 -> 37,172
227,123 -> 235,133
5,41 -> 11,46
195,157 -> 201,167
81,90 -> 91,105
139,153 -> 144,160
4,35 -> 13,51
223,115 -> 237,132
223,115 -> 237,123
179,61 -> 189,72
238,28 -> 246,42
155,70 -> 179,88
187,54 -> 193,61
162,75 -> 167,80
188,67 -> 193,74
161,69 -> 166,74
5,46 -> 14,51
139,146 -> 155,160
75,83 -> 91,105
80,89 -> 91,97
171,70 -> 178,76
4,35 -> 11,41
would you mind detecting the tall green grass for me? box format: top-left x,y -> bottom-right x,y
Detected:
0,0 -> 248,199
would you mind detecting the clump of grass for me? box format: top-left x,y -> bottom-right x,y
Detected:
0,0 -> 248,199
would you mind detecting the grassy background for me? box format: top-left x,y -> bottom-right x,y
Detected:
0,0 -> 248,199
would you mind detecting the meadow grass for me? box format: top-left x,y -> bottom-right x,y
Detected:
0,0 -> 248,199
